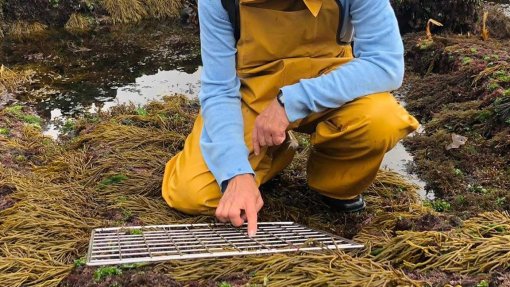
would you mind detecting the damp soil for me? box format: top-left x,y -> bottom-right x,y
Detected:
406,270 -> 510,287
394,212 -> 463,232
0,184 -> 16,211
61,267 -> 249,287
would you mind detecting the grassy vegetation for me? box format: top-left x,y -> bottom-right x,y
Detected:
65,13 -> 94,33
144,0 -> 182,19
101,0 -> 147,24
7,21 -> 47,40
0,0 -> 186,38
0,65 -> 33,93
73,257 -> 86,268
0,128 -> 9,135
100,0 -> 182,23
129,228 -> 143,235
99,174 -> 129,187
425,199 -> 451,212
4,105 -> 42,127
93,266 -> 122,281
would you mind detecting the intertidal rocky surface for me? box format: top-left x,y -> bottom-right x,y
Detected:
1,1 -> 510,286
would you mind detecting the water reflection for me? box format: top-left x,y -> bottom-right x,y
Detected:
382,141 -> 431,199
44,67 -> 202,137
113,67 -> 201,107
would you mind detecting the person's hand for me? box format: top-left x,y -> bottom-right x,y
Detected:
253,98 -> 289,155
215,174 -> 263,236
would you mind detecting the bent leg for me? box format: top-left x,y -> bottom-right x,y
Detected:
305,92 -> 419,200
162,115 -> 221,215
162,106 -> 296,215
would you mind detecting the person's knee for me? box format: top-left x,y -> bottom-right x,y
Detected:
358,94 -> 418,155
164,170 -> 221,215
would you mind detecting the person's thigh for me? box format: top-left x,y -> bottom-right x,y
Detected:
298,92 -> 420,199
162,103 -> 296,215
162,115 -> 222,215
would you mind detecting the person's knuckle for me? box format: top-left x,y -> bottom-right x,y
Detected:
228,210 -> 238,218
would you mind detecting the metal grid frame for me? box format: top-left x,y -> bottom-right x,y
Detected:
86,222 -> 364,266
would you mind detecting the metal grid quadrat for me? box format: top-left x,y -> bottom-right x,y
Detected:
86,222 -> 364,266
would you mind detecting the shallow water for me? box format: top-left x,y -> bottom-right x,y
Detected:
1,21 -> 201,120
382,134 -> 430,199
2,21 -> 429,198
44,67 -> 202,136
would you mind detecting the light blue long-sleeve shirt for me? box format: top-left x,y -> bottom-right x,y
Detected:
198,0 -> 405,189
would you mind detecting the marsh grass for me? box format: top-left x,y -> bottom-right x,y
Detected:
100,0 -> 148,24
65,13 -> 94,33
100,0 -> 182,24
7,21 -> 48,41
144,0 -> 182,19
0,65 -> 33,93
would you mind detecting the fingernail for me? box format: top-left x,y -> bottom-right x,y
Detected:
248,231 -> 256,237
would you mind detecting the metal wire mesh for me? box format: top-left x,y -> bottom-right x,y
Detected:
86,222 -> 364,266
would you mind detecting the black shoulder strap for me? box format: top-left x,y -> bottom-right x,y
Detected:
221,0 -> 240,43
221,0 -> 351,44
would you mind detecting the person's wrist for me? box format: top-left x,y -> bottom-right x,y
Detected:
230,173 -> 253,183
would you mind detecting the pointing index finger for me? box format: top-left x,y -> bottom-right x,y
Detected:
246,203 -> 258,237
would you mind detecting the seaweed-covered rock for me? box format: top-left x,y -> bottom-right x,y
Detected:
391,0 -> 482,33
2,0 -> 83,26
1,0 -> 186,32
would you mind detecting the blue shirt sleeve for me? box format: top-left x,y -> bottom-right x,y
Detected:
198,0 -> 254,189
280,0 -> 405,122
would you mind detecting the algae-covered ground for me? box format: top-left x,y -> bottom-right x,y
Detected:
2,94 -> 510,287
1,1 -> 510,286
403,31 -> 510,218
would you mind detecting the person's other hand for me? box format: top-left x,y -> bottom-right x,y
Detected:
215,174 -> 263,236
252,98 -> 289,155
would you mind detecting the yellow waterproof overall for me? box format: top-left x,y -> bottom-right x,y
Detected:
162,0 -> 419,215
